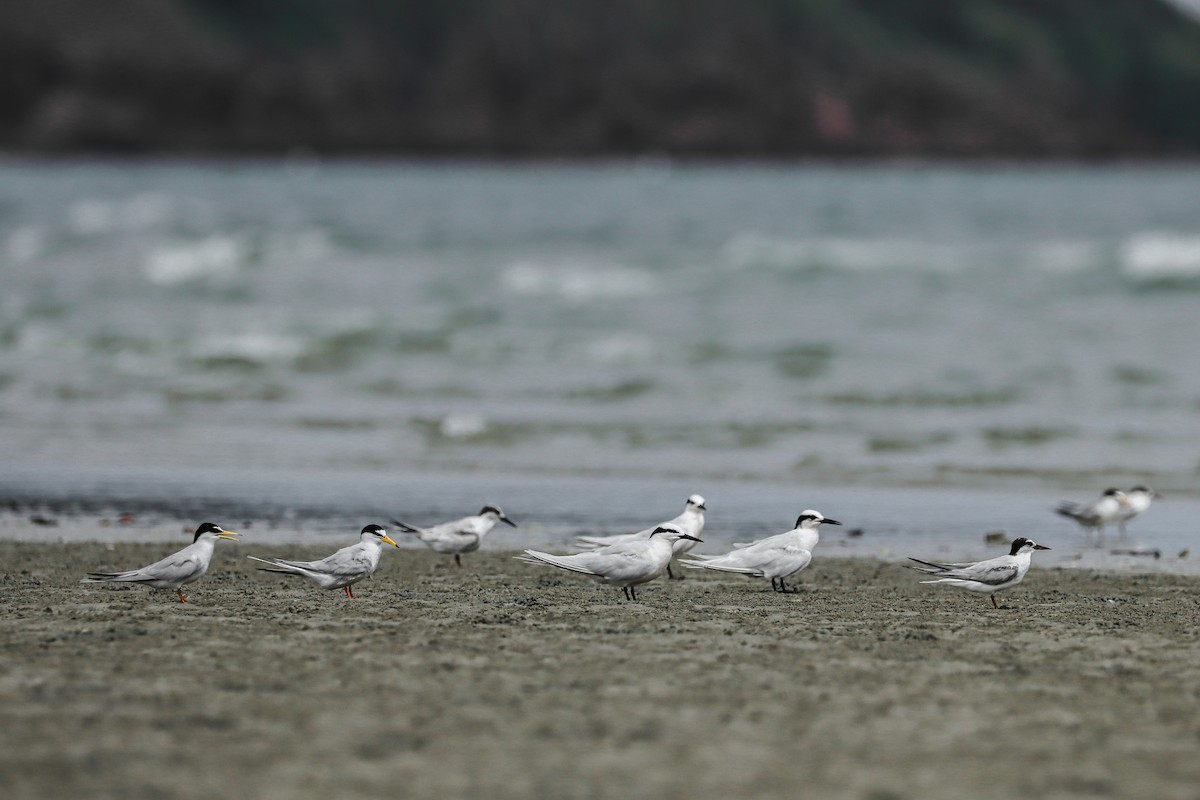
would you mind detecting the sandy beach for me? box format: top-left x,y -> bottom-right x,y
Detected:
2,538 -> 1199,800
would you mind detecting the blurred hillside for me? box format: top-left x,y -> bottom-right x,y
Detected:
3,0 -> 1200,158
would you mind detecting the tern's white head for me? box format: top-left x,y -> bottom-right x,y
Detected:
649,524 -> 703,545
794,510 -> 841,529
480,505 -> 518,527
193,522 -> 240,543
1009,537 -> 1051,556
685,495 -> 707,512
361,524 -> 399,547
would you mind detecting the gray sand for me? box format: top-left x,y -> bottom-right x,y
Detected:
2,540 -> 1199,799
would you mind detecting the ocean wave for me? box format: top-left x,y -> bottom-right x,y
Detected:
1120,231 -> 1200,281
500,261 -> 657,302
68,193 -> 173,235
722,234 -> 969,273
143,235 -> 247,285
192,330 -> 304,368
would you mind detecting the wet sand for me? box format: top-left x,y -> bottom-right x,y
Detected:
2,539 -> 1200,800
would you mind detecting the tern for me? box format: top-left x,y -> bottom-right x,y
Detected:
1114,485 -> 1158,536
679,509 -> 839,592
247,524 -> 398,598
908,537 -> 1050,609
517,524 -> 702,601
391,505 -> 515,567
573,494 -> 706,579
82,522 -> 240,604
1056,488 -> 1130,538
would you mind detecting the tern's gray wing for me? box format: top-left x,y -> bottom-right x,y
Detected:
88,548 -> 205,586
308,546 -> 376,580
937,562 -> 1020,585
1056,501 -> 1099,523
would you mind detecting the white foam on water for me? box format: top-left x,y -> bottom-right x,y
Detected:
193,329 -> 304,362
143,235 -> 246,285
500,260 -> 657,302
440,413 -> 488,438
1120,231 -> 1200,279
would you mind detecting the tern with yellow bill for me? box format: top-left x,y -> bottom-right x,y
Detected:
82,522 -> 240,604
248,524 -> 398,598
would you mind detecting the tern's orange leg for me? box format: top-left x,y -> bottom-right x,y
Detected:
343,585 -> 354,599
177,589 -> 189,604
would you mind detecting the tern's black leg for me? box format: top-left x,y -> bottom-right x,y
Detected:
622,586 -> 630,601
990,594 -> 999,609
771,577 -> 778,592
455,554 -> 462,567
779,578 -> 788,593
630,586 -> 637,602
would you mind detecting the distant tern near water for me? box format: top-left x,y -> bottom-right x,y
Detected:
1056,488 -> 1129,538
679,510 -> 839,592
908,537 -> 1050,609
82,522 -> 240,604
517,524 -> 702,601
1114,485 -> 1158,536
391,505 -> 516,567
247,524 -> 398,598
574,494 -> 706,579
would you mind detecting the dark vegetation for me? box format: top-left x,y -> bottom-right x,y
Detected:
3,0 -> 1200,157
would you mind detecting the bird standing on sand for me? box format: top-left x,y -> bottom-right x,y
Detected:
247,524 -> 398,598
573,494 -> 706,579
1056,488 -> 1129,539
82,522 -> 240,604
908,537 -> 1050,609
517,524 -> 702,601
390,505 -> 516,567
1114,485 -> 1158,537
679,509 -> 839,592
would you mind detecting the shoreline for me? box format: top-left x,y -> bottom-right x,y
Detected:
3,542 -> 1199,799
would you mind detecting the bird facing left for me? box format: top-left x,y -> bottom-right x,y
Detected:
81,522 -> 241,604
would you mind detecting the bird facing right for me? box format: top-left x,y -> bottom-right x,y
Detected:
391,505 -> 516,567
908,537 -> 1050,609
82,522 -> 240,604
517,524 -> 702,601
573,494 -> 706,579
247,524 -> 398,598
1055,488 -> 1129,539
678,509 -> 840,592
1114,485 -> 1158,536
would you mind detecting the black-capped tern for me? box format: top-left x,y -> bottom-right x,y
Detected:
391,505 -> 516,567
247,524 -> 398,598
82,522 -> 240,604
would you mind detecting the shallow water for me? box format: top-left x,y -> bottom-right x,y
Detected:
0,463 -> 1191,574
2,161 -> 1198,567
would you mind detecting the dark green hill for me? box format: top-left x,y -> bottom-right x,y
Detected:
3,0 -> 1199,157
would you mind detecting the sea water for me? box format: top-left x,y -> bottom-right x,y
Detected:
2,161 -> 1198,568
